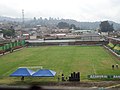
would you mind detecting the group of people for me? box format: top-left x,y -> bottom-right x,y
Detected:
58,74 -> 68,81
58,72 -> 80,82
112,64 -> 119,69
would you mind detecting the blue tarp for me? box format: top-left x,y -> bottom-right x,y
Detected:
32,69 -> 56,77
10,68 -> 35,77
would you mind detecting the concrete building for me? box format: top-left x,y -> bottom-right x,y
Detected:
80,34 -> 100,41
0,30 -> 3,38
71,30 -> 96,35
52,29 -> 70,34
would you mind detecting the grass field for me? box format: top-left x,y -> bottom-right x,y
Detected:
0,46 -> 120,84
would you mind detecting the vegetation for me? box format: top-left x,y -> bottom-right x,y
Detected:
99,21 -> 114,32
107,42 -> 114,49
69,24 -> 80,30
2,29 -> 14,37
0,46 -> 120,84
57,22 -> 70,29
113,44 -> 120,55
57,22 -> 80,29
107,42 -> 120,55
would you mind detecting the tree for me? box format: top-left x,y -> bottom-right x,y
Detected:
2,26 -> 15,37
2,29 -> 13,37
33,17 -> 37,21
69,24 -> 80,30
57,22 -> 69,29
69,24 -> 76,29
100,21 -> 114,32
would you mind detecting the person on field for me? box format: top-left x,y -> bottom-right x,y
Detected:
58,75 -> 60,82
116,64 -> 119,69
62,74 -> 65,81
112,65 -> 114,70
66,77 -> 68,81
21,76 -> 24,81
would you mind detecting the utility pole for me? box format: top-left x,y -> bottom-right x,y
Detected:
22,9 -> 24,26
21,9 -> 25,38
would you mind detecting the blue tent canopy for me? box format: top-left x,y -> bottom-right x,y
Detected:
10,68 -> 35,77
32,69 -> 56,77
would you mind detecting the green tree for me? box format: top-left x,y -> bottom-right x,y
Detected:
2,29 -> 15,37
57,22 -> 69,29
69,24 -> 76,29
34,17 -> 37,21
99,21 -> 114,32
69,24 -> 80,30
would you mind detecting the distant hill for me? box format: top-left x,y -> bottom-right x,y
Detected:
0,16 -> 30,22
0,16 -> 120,30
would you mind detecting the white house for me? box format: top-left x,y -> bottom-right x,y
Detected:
0,30 -> 3,38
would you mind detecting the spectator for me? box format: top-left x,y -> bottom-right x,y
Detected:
112,65 -> 114,70
21,76 -> 24,81
116,64 -> 119,69
62,74 -> 65,81
65,77 -> 68,81
58,76 -> 60,82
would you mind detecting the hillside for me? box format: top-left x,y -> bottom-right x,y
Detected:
0,16 -> 120,30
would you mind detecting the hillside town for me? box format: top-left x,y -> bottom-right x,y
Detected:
0,18 -> 120,43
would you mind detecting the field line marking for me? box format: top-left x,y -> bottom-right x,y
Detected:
105,84 -> 120,89
19,66 -> 43,69
92,63 -> 96,74
2,67 -> 18,76
91,58 -> 97,74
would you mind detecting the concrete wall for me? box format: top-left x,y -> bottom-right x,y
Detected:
27,41 -> 106,46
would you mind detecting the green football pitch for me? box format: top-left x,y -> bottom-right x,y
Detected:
0,46 -> 120,84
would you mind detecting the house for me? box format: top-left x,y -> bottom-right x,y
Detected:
0,30 -> 3,38
101,32 -> 108,36
80,33 -> 100,41
52,29 -> 70,34
71,30 -> 94,35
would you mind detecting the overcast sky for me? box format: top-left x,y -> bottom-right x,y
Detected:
0,0 -> 120,23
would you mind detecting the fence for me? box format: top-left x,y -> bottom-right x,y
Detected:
0,40 -> 26,55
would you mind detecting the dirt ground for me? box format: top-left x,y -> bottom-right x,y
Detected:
39,81 -> 120,90
28,81 -> 120,88
1,81 -> 120,90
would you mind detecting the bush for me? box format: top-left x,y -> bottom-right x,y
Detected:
107,42 -> 114,49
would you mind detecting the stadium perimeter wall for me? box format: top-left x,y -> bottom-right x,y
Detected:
26,40 -> 107,46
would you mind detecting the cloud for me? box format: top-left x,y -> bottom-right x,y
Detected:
0,0 -> 120,23
0,4 -> 21,18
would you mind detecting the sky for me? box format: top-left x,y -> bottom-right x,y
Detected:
0,0 -> 120,23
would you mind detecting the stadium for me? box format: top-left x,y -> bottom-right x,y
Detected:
0,38 -> 120,88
